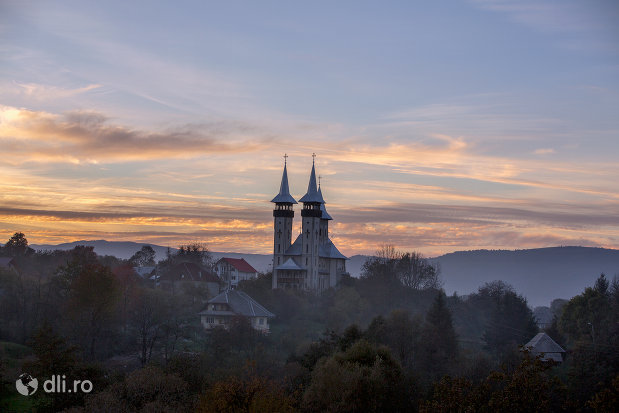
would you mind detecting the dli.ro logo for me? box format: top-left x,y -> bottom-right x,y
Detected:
16,373 -> 93,396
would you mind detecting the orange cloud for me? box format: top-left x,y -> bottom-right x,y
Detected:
0,106 -> 274,163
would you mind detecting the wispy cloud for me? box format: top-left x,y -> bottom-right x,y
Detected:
11,82 -> 102,100
0,106 -> 274,163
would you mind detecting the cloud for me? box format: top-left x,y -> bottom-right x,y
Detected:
0,106 -> 274,163
470,0 -> 619,53
335,202 -> 619,228
534,148 -> 555,155
13,82 -> 102,100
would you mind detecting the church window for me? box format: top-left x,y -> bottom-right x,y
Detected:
278,245 -> 280,253
278,257 -> 280,264
306,229 -> 310,238
306,257 -> 308,265
319,229 -> 322,236
278,229 -> 282,239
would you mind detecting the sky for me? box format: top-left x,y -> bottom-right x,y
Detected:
0,0 -> 618,257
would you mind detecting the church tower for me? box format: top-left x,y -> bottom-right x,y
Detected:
298,154 -> 324,290
271,153 -> 348,292
271,155 -> 296,289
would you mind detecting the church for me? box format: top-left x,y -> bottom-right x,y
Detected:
271,155 -> 348,292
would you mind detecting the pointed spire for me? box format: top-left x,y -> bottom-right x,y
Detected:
271,156 -> 297,204
299,154 -> 324,203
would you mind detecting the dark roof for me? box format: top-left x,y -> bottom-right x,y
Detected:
299,161 -> 325,204
162,262 -> 220,283
284,234 -> 303,256
275,257 -> 304,271
320,202 -> 333,220
200,290 -> 274,318
217,257 -> 257,273
271,163 -> 297,204
523,333 -> 565,362
319,239 -> 348,259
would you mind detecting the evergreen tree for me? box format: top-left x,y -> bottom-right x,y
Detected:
420,290 -> 458,380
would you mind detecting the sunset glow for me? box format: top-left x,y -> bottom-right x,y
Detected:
1,1 -> 618,256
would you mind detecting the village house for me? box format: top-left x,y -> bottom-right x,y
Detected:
199,289 -> 274,332
214,257 -> 259,289
158,262 -> 221,298
523,332 -> 566,363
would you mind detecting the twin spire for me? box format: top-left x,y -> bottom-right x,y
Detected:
271,154 -> 325,205
270,154 -> 297,204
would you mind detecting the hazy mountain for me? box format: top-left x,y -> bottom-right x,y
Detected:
432,247 -> 619,307
32,241 -> 619,307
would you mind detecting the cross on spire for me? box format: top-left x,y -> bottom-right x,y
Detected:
283,153 -> 288,165
312,152 -> 316,164
318,175 -> 322,187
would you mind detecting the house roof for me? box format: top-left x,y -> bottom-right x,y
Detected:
275,257 -> 304,271
201,290 -> 274,318
523,333 -> 565,362
271,162 -> 297,204
217,257 -> 257,273
298,160 -> 325,204
161,262 -> 220,283
285,234 -> 303,256
319,239 -> 348,260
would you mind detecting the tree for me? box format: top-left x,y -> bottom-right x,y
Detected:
366,310 -> 421,370
65,262 -> 121,359
420,290 -> 459,380
421,352 -> 568,412
130,288 -> 165,366
197,375 -> 296,413
3,232 -> 30,256
480,281 -> 538,357
78,366 -> 192,412
361,245 -> 441,290
176,243 -> 213,268
559,274 -> 618,405
559,274 -> 612,344
129,245 -> 156,267
396,252 -> 441,290
303,340 -> 413,412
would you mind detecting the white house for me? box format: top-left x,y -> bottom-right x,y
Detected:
199,290 -> 274,332
214,257 -> 258,289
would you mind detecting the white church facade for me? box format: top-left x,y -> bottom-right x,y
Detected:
271,155 -> 348,292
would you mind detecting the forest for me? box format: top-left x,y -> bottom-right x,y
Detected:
0,232 -> 618,412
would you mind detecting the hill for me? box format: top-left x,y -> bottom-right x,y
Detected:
433,246 -> 619,307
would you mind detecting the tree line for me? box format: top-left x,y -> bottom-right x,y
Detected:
0,234 -> 618,411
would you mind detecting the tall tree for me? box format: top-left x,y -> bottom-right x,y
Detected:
65,262 -> 120,359
303,339 -> 413,412
420,291 -> 459,381
3,232 -> 30,256
397,252 -> 441,290
480,281 -> 538,357
129,245 -> 156,267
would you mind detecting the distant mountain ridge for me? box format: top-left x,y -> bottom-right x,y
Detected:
31,241 -> 619,307
432,246 -> 619,307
